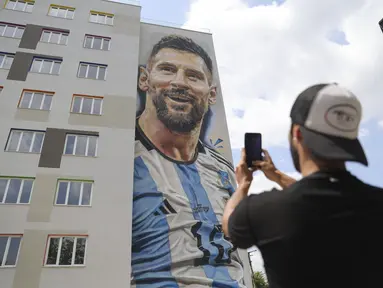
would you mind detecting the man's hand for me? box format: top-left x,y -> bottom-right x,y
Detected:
254,149 -> 297,189
253,149 -> 279,182
235,148 -> 256,189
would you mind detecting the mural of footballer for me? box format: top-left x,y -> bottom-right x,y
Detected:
132,35 -> 247,287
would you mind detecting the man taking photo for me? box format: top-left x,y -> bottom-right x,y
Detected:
223,83 -> 383,288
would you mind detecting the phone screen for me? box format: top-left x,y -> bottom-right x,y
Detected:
245,133 -> 262,167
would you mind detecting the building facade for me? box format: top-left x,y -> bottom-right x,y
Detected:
0,0 -> 252,287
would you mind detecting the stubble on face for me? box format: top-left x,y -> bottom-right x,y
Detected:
147,49 -> 213,134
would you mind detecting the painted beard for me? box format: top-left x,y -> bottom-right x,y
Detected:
152,88 -> 207,133
290,144 -> 301,173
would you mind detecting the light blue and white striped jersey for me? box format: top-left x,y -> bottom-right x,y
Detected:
131,123 -> 246,288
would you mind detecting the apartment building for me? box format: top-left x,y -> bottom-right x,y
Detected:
0,0 -> 253,287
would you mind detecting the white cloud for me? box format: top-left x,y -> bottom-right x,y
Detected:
183,0 -> 383,149
249,171 -> 301,194
379,121 -> 383,128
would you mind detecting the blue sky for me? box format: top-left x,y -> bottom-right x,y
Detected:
130,0 -> 383,188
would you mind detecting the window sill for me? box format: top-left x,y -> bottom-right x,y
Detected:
0,265 -> 17,269
29,72 -> 60,76
0,203 -> 30,206
83,47 -> 110,52
0,35 -> 22,40
47,15 -> 74,20
18,107 -> 51,111
5,151 -> 41,155
70,112 -> 102,116
4,9 -> 32,14
54,204 -> 92,208
76,77 -> 106,81
39,41 -> 67,46
43,265 -> 86,268
89,21 -> 114,26
62,154 -> 98,159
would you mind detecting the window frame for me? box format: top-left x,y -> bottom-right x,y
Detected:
0,176 -> 35,205
5,129 -> 45,154
77,62 -> 107,80
83,34 -> 111,51
89,11 -> 114,25
30,57 -> 62,75
40,29 -> 69,45
0,234 -> 23,267
0,52 -> 15,70
63,134 -> 98,157
71,94 -> 103,116
54,179 -> 94,207
0,22 -> 25,39
5,0 -> 34,13
48,5 -> 75,19
18,89 -> 54,111
44,235 -> 88,267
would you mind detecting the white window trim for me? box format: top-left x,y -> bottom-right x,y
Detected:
0,54 -> 14,69
0,178 -> 34,204
6,130 -> 45,153
44,236 -> 88,267
19,91 -> 53,111
89,13 -> 114,25
5,0 -> 34,12
31,58 -> 62,75
41,30 -> 68,45
0,235 -> 22,267
63,134 -> 98,157
55,180 -> 93,206
48,6 -> 75,19
84,35 -> 110,51
71,96 -> 103,115
77,63 -> 107,80
0,23 -> 25,38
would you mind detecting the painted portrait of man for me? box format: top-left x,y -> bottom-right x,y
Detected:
132,35 -> 247,287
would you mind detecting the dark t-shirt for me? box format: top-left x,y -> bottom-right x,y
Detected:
228,171 -> 383,288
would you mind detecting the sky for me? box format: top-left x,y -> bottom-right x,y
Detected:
120,0 -> 383,275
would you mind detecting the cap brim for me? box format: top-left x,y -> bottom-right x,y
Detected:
300,127 -> 368,166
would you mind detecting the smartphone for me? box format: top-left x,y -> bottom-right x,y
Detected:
245,133 -> 262,167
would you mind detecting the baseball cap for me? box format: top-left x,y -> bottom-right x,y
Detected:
290,83 -> 368,166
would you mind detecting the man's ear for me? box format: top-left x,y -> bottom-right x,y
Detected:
292,125 -> 303,142
138,66 -> 149,92
208,85 -> 217,105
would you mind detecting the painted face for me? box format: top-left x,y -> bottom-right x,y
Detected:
146,48 -> 215,133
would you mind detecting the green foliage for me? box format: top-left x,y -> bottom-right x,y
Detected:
252,271 -> 268,288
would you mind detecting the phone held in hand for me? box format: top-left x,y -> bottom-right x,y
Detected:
245,133 -> 262,167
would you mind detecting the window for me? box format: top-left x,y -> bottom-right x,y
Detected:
41,30 -> 68,45
0,53 -> 14,69
6,129 -> 45,153
55,180 -> 93,206
19,90 -> 53,111
0,235 -> 22,267
30,58 -> 62,75
71,95 -> 103,115
0,177 -> 34,204
84,35 -> 110,51
77,62 -> 107,80
48,5 -> 75,19
89,12 -> 114,25
64,134 -> 98,157
5,0 -> 34,13
45,236 -> 87,266
0,22 -> 25,39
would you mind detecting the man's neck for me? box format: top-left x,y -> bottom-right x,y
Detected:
138,110 -> 201,162
301,159 -> 346,177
